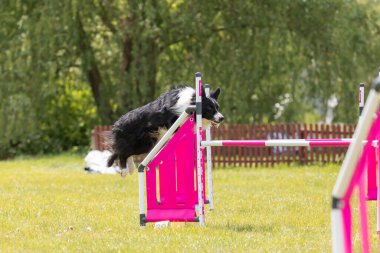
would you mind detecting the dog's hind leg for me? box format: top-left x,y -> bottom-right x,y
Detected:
119,156 -> 126,168
107,153 -> 118,167
127,156 -> 136,175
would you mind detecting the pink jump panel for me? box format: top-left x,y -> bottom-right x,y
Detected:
145,115 -> 206,223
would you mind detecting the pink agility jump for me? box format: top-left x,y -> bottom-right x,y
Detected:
137,71 -> 380,253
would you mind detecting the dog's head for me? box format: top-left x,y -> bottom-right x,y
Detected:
202,87 -> 224,127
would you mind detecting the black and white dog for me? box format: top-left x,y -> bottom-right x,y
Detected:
107,86 -> 224,176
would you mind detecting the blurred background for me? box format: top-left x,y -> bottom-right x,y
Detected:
1,0 -> 380,159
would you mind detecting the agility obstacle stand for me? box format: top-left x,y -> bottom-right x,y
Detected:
138,73 -> 209,226
137,72 -> 380,251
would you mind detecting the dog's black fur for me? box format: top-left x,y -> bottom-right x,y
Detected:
107,86 -> 223,169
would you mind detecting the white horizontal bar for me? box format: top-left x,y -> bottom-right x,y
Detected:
202,140 -> 223,146
266,140 -> 310,146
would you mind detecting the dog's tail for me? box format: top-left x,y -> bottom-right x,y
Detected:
107,153 -> 118,167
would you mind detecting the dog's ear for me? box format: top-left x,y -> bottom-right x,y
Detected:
211,88 -> 221,100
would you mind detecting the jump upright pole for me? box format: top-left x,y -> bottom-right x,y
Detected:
204,84 -> 214,210
195,72 -> 205,226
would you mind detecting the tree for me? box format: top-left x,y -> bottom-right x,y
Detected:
1,0 -> 379,158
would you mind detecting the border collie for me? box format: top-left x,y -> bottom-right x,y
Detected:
107,86 -> 223,177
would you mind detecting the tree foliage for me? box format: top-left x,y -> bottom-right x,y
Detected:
1,0 -> 380,158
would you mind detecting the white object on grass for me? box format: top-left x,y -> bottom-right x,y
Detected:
84,150 -> 120,174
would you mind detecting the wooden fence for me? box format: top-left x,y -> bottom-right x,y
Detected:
91,123 -> 355,167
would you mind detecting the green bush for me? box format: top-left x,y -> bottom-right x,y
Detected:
0,77 -> 99,159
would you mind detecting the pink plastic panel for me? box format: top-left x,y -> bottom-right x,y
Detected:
145,115 -> 206,223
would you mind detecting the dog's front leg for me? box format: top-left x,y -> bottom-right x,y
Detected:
127,157 -> 136,174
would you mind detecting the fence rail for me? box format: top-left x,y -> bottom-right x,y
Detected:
91,123 -> 355,167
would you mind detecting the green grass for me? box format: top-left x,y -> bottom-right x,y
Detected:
0,154 -> 377,252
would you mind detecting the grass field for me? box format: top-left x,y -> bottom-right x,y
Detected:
0,154 -> 378,252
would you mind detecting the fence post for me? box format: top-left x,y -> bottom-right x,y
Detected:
91,127 -> 98,150
300,124 -> 307,165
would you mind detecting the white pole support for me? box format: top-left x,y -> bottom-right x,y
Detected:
331,209 -> 345,253
204,84 -> 214,210
138,171 -> 146,227
195,72 -> 205,226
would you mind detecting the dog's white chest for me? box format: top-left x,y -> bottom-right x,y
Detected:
158,128 -> 168,140
151,127 -> 168,141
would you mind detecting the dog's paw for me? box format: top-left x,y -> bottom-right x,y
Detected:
120,169 -> 129,178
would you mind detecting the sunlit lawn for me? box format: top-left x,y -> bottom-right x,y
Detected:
0,154 -> 377,252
